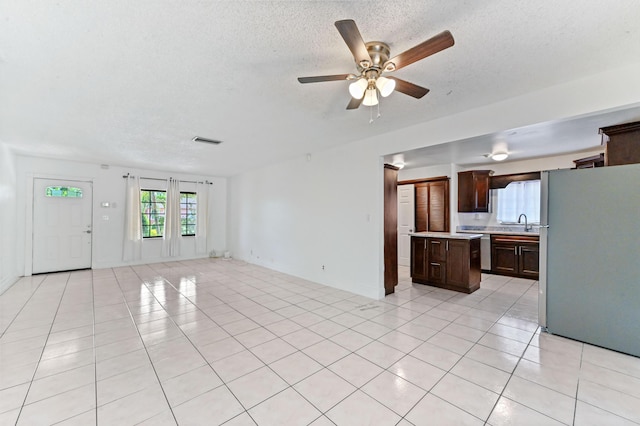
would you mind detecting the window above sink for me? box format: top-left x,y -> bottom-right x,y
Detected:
496,180 -> 541,224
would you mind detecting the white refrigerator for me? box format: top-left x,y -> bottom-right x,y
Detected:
539,163 -> 640,357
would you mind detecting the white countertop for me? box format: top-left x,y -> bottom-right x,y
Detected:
456,226 -> 540,236
409,232 -> 483,240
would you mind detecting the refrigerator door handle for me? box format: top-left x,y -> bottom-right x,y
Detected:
538,171 -> 550,329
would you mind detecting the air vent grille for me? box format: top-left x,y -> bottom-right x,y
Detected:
192,136 -> 223,145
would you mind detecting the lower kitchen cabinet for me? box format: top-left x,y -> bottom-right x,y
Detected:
490,235 -> 539,279
447,239 -> 478,288
518,243 -> 540,278
427,238 -> 447,285
411,237 -> 428,280
411,236 -> 481,293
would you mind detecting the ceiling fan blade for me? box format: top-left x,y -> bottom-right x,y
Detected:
346,97 -> 363,110
297,74 -> 353,84
388,77 -> 430,98
335,20 -> 372,66
385,30 -> 454,71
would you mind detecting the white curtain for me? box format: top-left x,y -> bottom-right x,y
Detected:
497,180 -> 541,223
162,178 -> 182,257
123,176 -> 142,261
195,181 -> 210,255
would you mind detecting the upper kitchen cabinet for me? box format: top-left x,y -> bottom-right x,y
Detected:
573,153 -> 605,169
600,121 -> 640,166
458,170 -> 493,212
415,179 -> 449,232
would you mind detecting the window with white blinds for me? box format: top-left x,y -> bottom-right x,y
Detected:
496,180 -> 541,224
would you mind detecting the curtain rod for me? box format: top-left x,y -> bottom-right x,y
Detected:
122,173 -> 212,185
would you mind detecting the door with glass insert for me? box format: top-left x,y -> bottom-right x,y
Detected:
33,178 -> 93,273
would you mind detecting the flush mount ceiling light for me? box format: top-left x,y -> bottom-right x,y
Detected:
298,19 -> 454,118
488,151 -> 509,161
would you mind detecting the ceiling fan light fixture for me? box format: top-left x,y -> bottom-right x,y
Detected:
375,76 -> 395,97
362,88 -> 379,106
348,78 -> 368,99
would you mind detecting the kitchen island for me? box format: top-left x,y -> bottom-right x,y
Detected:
410,232 -> 483,293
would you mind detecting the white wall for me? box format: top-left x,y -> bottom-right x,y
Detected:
228,142 -> 383,298
0,144 -> 19,293
15,155 -> 227,274
229,62 -> 640,300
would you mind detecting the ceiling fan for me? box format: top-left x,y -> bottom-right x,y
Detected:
298,19 -> 454,110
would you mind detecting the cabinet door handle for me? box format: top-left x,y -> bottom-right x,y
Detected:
446,240 -> 449,251
430,262 -> 440,266
514,247 -> 517,255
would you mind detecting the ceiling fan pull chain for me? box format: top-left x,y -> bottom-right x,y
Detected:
377,98 -> 381,119
369,104 -> 374,124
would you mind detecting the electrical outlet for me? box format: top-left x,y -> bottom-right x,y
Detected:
322,265 -> 325,270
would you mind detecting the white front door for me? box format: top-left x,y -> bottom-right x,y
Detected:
33,178 -> 93,274
397,184 -> 415,266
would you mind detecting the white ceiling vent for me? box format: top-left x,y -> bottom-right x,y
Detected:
192,136 -> 223,145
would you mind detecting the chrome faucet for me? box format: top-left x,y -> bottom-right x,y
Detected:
518,213 -> 531,232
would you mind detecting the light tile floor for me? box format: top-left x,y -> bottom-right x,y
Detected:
1,260 -> 639,425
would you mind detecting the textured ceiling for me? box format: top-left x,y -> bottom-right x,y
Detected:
1,1 -> 640,176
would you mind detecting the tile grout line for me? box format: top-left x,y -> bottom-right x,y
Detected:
91,271 -> 98,425
0,275 -> 47,340
110,268 -> 181,425
572,343 -> 584,426
14,273 -> 73,423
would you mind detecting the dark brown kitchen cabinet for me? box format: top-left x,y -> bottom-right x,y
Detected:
573,153 -> 604,169
600,121 -> 640,166
491,235 -> 539,279
518,243 -> 539,278
415,179 -> 449,232
411,237 -> 428,281
427,238 -> 447,285
458,170 -> 493,212
447,239 -> 480,289
411,236 -> 481,293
